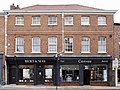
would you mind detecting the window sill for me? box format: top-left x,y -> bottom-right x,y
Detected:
98,51 -> 107,54
81,24 -> 90,26
81,51 -> 90,53
47,52 -> 57,54
31,24 -> 41,26
15,52 -> 24,54
31,52 -> 41,53
64,24 -> 74,26
64,51 -> 74,53
98,24 -> 107,26
15,24 -> 24,26
48,24 -> 57,26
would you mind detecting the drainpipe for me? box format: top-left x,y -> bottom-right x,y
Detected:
4,14 -> 8,84
61,12 -> 64,53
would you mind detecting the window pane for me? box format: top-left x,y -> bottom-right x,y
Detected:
64,16 -> 73,25
91,65 -> 107,81
16,16 -> 24,24
16,37 -> 24,52
60,65 -> 79,82
48,37 -> 57,52
32,37 -> 40,52
82,37 -> 90,52
48,16 -> 57,25
32,16 -> 40,24
45,65 -> 53,82
98,16 -> 106,25
65,37 -> 73,52
98,37 -> 106,52
18,65 -> 34,82
81,17 -> 89,25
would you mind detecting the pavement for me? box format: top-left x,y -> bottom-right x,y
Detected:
0,85 -> 120,90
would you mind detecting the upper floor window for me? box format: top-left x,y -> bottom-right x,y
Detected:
32,37 -> 40,53
48,16 -> 57,25
65,37 -> 73,52
98,37 -> 106,53
16,37 -> 24,53
48,37 -> 57,53
64,16 -> 73,25
81,16 -> 90,25
32,16 -> 40,25
98,16 -> 106,25
81,37 -> 90,53
16,16 -> 24,25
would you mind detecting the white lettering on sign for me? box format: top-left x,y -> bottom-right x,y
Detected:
25,60 -> 46,63
78,60 -> 92,63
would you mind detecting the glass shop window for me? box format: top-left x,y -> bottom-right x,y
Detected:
60,65 -> 79,82
44,65 -> 53,82
90,65 -> 107,81
18,65 -> 34,82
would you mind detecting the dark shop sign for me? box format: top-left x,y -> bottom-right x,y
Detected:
24,59 -> 46,63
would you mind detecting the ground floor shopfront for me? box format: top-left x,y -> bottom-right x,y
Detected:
6,56 -> 112,86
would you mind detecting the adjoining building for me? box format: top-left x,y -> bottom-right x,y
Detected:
3,4 -> 117,86
0,12 -> 5,82
114,23 -> 120,86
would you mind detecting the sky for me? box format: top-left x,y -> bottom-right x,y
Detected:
0,0 -> 120,23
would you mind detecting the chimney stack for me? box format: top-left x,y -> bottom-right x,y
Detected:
10,3 -> 20,10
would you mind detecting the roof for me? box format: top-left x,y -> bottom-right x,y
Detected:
4,4 -> 117,14
19,4 -> 103,11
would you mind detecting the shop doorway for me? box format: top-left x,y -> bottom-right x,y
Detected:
84,70 -> 90,85
37,69 -> 44,85
9,65 -> 16,84
118,69 -> 120,84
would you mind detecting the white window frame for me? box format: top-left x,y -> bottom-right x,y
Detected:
98,16 -> 107,25
48,16 -> 57,25
64,16 -> 73,25
98,37 -> 106,53
15,16 -> 24,25
32,16 -> 40,25
48,37 -> 57,53
65,37 -> 73,53
81,16 -> 90,25
81,37 -> 90,53
15,37 -> 24,53
32,37 -> 40,53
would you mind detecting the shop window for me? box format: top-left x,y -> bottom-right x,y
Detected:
18,65 -> 34,83
44,65 -> 53,82
60,65 -> 79,82
90,65 -> 107,81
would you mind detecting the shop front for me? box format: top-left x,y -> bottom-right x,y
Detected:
6,56 -> 112,86
6,56 -> 56,85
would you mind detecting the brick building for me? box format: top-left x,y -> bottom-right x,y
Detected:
0,12 -> 5,82
3,4 -> 117,86
114,23 -> 120,86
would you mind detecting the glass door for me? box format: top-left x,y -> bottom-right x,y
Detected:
37,68 -> 44,85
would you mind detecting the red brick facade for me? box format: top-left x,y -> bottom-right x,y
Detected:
0,4 -> 117,86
